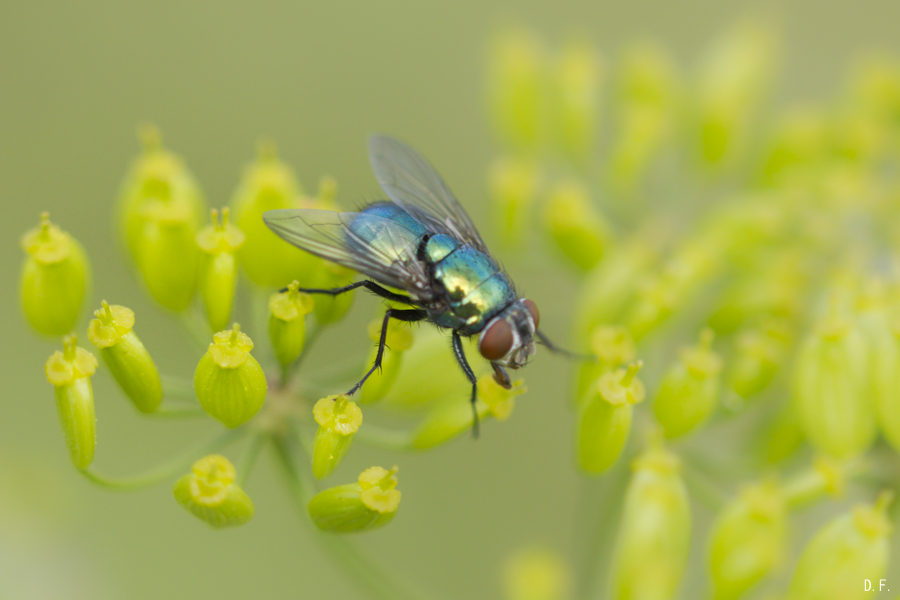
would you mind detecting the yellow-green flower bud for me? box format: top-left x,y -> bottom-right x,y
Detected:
380,326 -> 476,410
576,325 -> 636,403
502,547 -> 572,600
577,362 -> 644,475
308,466 -> 401,533
654,329 -> 723,439
759,107 -> 828,185
610,435 -> 690,600
489,156 -> 541,248
311,260 -> 356,325
312,395 -> 363,479
543,180 -> 611,272
231,141 -> 317,288
44,335 -> 98,469
194,324 -> 267,428
553,39 -> 602,163
136,198 -> 199,312
488,29 -> 546,150
20,213 -> 90,336
574,239 -> 657,339
268,281 -> 314,367
786,492 -> 893,600
727,319 -> 790,399
117,125 -> 206,262
172,455 -> 254,528
854,287 -> 900,452
410,376 -> 526,450
87,301 -> 162,414
608,42 -> 679,195
695,21 -> 777,166
196,208 -> 245,332
708,481 -> 787,600
793,307 -> 874,458
360,317 -> 414,404
758,402 -> 804,465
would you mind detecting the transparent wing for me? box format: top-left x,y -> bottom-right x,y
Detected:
263,208 -> 428,291
368,134 -> 490,254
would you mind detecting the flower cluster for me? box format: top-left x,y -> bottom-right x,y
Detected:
22,124 -> 526,598
487,18 -> 898,600
19,16 -> 900,600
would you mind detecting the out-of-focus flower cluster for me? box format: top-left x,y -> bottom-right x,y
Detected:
488,19 -> 898,600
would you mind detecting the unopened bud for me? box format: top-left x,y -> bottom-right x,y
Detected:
308,466 -> 401,533
45,335 -> 98,469
87,301 -> 162,413
173,455 -> 254,528
193,324 -> 267,427
20,213 -> 90,336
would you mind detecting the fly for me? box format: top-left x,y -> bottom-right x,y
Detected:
264,135 -> 570,435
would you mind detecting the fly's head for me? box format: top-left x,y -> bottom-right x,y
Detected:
478,299 -> 539,369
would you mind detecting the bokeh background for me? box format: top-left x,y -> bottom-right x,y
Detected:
3,1 -> 900,599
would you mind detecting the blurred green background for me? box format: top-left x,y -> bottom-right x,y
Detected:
3,1 -> 900,599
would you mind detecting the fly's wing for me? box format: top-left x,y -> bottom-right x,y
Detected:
368,134 -> 491,254
263,208 -> 428,292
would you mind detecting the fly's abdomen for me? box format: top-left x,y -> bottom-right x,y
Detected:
347,202 -> 426,263
432,246 -> 515,333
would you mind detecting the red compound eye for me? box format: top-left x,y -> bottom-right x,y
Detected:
523,299 -> 540,330
479,318 -> 513,361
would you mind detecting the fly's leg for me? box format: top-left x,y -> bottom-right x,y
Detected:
279,280 -> 420,306
535,330 -> 594,361
491,362 -> 511,389
347,308 -> 427,396
452,331 -> 480,439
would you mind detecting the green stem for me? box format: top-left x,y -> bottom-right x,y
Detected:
575,462 -> 629,600
179,310 -> 212,355
681,459 -> 729,511
354,423 -> 413,452
236,432 -> 267,487
159,373 -> 197,402
144,405 -> 207,419
271,432 -> 421,600
79,427 -> 246,491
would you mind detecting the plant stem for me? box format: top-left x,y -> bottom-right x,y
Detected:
271,432 -> 421,600
574,462 -> 629,600
179,310 -> 212,355
159,373 -> 197,402
354,423 -> 413,452
144,405 -> 207,419
236,432 -> 268,487
79,427 -> 246,491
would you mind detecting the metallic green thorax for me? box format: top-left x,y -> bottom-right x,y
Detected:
349,203 -> 515,334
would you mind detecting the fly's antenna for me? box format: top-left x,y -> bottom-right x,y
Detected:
536,330 -> 595,361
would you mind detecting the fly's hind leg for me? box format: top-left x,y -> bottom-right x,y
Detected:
280,280 -> 421,306
452,331 -> 481,438
347,307 -> 427,396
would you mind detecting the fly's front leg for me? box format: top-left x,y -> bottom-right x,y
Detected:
347,308 -> 427,396
452,331 -> 480,438
279,279 -> 420,306
491,362 -> 511,389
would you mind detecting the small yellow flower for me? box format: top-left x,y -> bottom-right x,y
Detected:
20,213 -> 91,336
268,281 -> 315,367
172,455 -> 255,528
308,466 -> 401,533
194,324 -> 267,427
312,395 -> 363,479
196,208 -> 245,332
45,335 -> 98,469
87,301 -> 162,413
